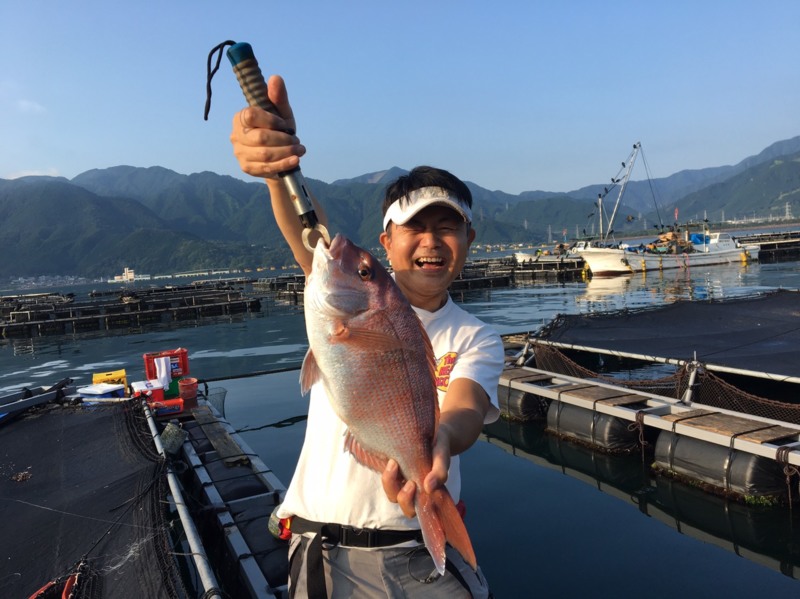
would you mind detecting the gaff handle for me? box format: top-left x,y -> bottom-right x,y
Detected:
226,43 -> 288,131
226,42 -> 324,239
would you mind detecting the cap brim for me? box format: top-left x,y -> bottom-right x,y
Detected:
382,187 -> 472,230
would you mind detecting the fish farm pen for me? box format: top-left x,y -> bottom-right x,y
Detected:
255,256 -> 587,306
0,282 -> 261,338
737,230 -> 800,262
497,364 -> 800,504
499,290 -> 800,505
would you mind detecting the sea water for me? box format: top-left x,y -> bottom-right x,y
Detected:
2,260 -> 800,597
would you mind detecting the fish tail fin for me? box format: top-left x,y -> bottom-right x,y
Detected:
416,487 -> 477,575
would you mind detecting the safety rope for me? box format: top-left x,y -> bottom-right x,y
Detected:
204,40 -> 236,121
776,445 -> 800,509
628,410 -> 649,463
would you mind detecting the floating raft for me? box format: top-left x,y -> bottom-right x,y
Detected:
498,366 -> 800,500
174,404 -> 288,597
1,381 -> 288,598
256,256 -> 587,306
738,229 -> 800,262
1,284 -> 261,338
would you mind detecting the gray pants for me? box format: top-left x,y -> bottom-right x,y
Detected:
288,535 -> 491,598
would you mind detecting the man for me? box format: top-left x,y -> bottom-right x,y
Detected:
230,75 -> 504,598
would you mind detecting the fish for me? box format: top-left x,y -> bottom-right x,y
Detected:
300,233 -> 476,575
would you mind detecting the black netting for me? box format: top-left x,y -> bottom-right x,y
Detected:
532,341 -> 800,424
539,289 -> 800,380
694,370 -> 800,424
0,401 -> 190,599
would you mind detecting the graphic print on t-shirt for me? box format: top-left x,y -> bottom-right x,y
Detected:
435,352 -> 457,391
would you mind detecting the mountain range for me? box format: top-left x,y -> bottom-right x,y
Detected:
1,136 -> 799,279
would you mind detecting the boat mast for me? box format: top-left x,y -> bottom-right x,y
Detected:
602,142 -> 641,242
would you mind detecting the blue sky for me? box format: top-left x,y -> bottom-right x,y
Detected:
2,1 -> 798,194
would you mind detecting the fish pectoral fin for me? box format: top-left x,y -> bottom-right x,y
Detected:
300,348 -> 320,394
343,430 -> 389,473
331,326 -> 408,352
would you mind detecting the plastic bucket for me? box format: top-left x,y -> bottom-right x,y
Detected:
179,377 -> 198,401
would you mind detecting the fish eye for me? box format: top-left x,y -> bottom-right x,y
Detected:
357,262 -> 373,280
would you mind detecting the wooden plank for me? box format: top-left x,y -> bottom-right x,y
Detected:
661,409 -> 717,423
597,394 -> 650,407
553,383 -> 596,395
739,426 -> 800,444
670,412 -> 770,437
562,386 -> 634,401
501,368 -> 552,382
501,373 -> 553,386
192,405 -> 216,424
191,406 -> 250,467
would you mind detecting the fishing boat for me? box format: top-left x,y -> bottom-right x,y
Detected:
570,142 -> 759,276
577,227 -> 759,276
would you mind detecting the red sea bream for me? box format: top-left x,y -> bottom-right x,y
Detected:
300,234 -> 476,574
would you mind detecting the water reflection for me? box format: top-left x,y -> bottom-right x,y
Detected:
577,264 -> 756,310
482,418 -> 800,580
0,307 -> 308,394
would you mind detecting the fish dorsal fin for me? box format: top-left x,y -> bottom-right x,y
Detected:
343,429 -> 389,473
299,348 -> 320,395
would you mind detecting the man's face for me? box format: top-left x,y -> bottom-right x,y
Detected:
379,205 -> 475,311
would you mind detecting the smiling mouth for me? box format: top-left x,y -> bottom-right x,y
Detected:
415,256 -> 445,268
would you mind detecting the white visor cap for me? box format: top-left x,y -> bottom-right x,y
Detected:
382,186 -> 472,231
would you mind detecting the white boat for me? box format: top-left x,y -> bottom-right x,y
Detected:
578,230 -> 759,276
571,142 -> 759,276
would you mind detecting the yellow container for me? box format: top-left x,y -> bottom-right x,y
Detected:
93,369 -> 128,388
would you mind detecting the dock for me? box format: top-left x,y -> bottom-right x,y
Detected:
498,365 -> 800,500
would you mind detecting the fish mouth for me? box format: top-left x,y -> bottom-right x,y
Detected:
327,234 -> 347,260
312,233 -> 347,263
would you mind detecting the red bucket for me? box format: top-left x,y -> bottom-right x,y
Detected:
178,377 -> 198,401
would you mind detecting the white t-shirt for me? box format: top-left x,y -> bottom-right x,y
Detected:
278,295 -> 503,530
